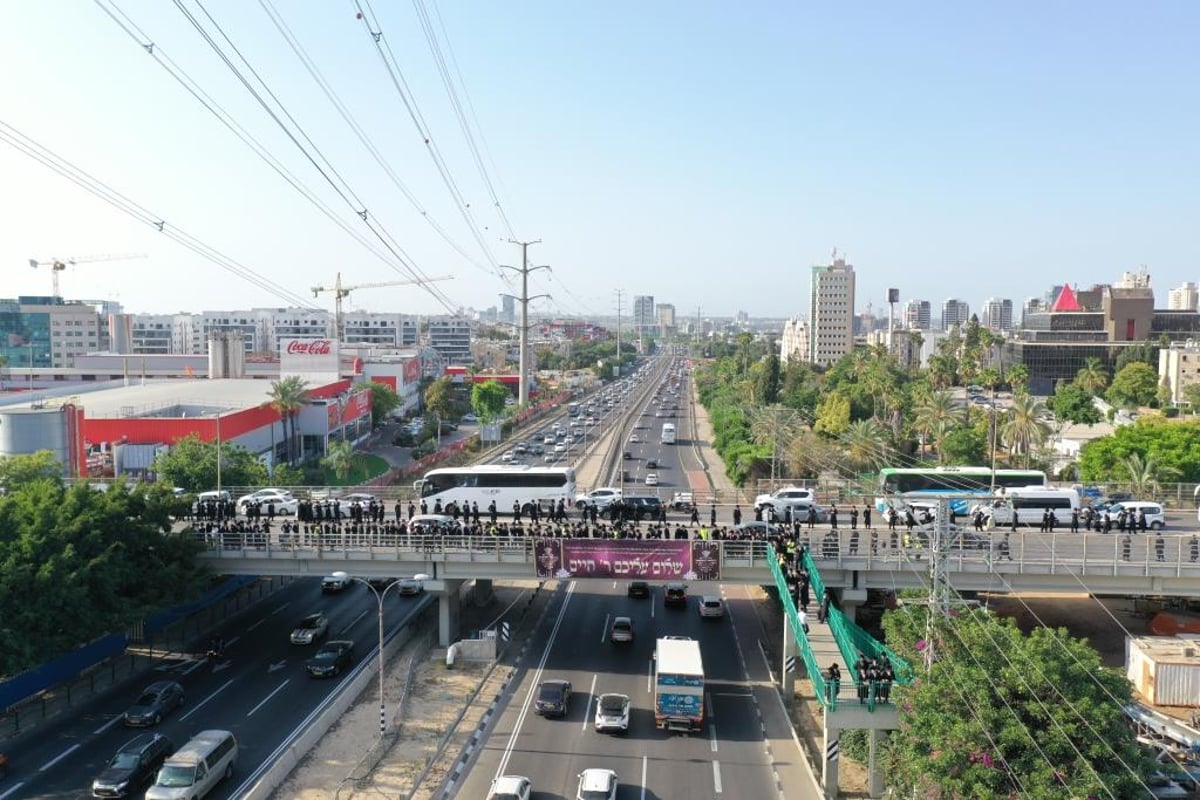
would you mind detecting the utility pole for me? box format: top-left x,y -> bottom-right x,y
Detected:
500,240 -> 549,406
925,496 -> 953,669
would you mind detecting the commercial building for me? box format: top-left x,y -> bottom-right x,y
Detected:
779,318 -> 810,363
0,296 -> 105,370
427,317 -> 473,365
633,295 -> 656,334
981,298 -> 1014,332
904,299 -> 931,331
657,303 -> 676,337
808,256 -> 856,366
942,298 -> 970,330
1169,282 -> 1199,312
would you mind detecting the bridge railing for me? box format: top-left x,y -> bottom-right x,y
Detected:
766,551 -> 830,707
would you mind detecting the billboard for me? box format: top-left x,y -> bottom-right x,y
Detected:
280,338 -> 340,376
534,539 -> 720,581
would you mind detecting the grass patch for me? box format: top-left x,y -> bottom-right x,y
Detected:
318,453 -> 391,486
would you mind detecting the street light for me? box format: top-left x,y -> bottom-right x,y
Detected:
350,576 -> 424,737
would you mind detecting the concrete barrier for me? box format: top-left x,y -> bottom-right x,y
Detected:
453,637 -> 496,662
236,596 -> 436,800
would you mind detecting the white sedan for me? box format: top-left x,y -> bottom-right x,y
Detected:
644,473 -> 659,486
487,775 -> 532,800
237,488 -> 298,515
628,433 -> 640,444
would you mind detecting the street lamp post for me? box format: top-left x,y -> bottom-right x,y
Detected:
351,577 -> 405,738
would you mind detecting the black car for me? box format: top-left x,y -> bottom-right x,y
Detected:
627,580 -> 650,598
534,679 -> 572,717
123,681 -> 184,727
306,640 -> 355,678
646,459 -> 659,469
623,496 -> 665,521
92,733 -> 175,798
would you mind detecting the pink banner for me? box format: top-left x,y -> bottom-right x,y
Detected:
534,539 -> 721,581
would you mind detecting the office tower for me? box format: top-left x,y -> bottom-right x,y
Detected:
942,298 -> 970,330
808,256 -> 855,365
904,299 -> 932,331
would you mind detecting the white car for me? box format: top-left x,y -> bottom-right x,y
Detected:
290,612 -> 329,644
341,493 -> 379,506
487,775 -> 532,800
554,443 -> 567,453
644,473 -> 659,486
577,768 -> 618,800
237,488 -> 298,515
594,693 -> 631,734
1111,501 -> 1166,530
628,433 -> 640,443
396,574 -> 428,596
575,487 -> 623,510
500,451 -> 516,463
698,596 -> 725,618
753,486 -> 814,512
321,571 -> 351,592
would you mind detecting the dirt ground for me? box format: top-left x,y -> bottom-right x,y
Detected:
271,583 -> 534,800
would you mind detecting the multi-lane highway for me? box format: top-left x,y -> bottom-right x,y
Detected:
1,578 -> 430,799
453,580 -> 814,800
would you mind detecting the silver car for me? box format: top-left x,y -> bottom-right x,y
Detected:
594,693 -> 630,734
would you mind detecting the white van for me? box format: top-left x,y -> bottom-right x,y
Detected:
977,487 -> 1080,528
145,730 -> 238,800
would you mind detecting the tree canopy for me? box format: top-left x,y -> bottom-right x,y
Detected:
882,604 -> 1152,798
1048,380 -> 1104,425
0,453 -> 208,676
1106,362 -> 1159,409
471,379 -> 510,423
1078,417 -> 1200,484
152,434 -> 269,491
364,379 -> 401,425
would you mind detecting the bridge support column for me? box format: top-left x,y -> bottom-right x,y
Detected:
837,588 -> 868,625
439,580 -> 463,647
868,729 -> 887,797
474,579 -> 494,606
782,609 -> 799,705
822,718 -> 841,799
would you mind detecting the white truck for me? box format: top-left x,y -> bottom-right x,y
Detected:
654,637 -> 705,732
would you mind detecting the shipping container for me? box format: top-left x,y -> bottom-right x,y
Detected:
1126,636 -> 1200,708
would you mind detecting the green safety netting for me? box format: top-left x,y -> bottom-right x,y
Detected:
800,549 -> 914,686
766,552 -> 831,706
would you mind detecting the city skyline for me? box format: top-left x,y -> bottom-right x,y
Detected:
1,3 -> 1198,318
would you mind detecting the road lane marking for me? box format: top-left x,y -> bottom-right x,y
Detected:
342,608 -> 370,633
0,782 -> 25,799
581,673 -> 598,732
710,721 -> 719,752
247,617 -> 268,632
180,679 -> 234,721
247,679 -> 290,717
93,713 -> 124,734
226,636 -> 241,648
640,756 -> 648,800
713,760 -> 723,794
651,599 -> 655,619
494,582 -> 576,780
600,613 -> 610,643
39,743 -> 80,772
181,657 -> 207,676
647,659 -> 653,693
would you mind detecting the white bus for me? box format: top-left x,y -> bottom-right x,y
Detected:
661,423 -> 677,444
418,465 -> 576,516
974,487 -> 1080,528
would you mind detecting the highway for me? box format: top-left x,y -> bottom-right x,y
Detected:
0,578 -> 430,800
452,581 -> 814,800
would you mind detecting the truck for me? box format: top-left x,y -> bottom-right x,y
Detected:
660,422 -> 676,444
654,637 -> 705,732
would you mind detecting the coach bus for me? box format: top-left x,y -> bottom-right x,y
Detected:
417,465 -> 576,516
875,465 -> 1047,515
661,422 -> 677,444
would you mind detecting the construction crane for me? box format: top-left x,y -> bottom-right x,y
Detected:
28,253 -> 148,299
312,272 -> 453,341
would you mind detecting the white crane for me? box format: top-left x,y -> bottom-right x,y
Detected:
28,253 -> 148,299
312,272 -> 453,341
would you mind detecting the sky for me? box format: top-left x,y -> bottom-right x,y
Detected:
1,2 -> 1198,321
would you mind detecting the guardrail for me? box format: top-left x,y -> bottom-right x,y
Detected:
766,551 -> 829,705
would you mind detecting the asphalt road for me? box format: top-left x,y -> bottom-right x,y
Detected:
453,580 -> 815,800
1,578 -> 430,800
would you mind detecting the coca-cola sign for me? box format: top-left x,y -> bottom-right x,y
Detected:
280,337 -> 340,376
286,339 -> 332,355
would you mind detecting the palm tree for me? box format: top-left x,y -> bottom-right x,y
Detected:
999,393 -> 1049,468
749,405 -> 801,483
1007,364 -> 1030,396
322,440 -> 355,484
1075,357 -> 1109,395
929,418 -> 953,465
913,390 -> 956,458
843,418 -> 885,474
1121,453 -> 1178,499
268,376 -> 310,465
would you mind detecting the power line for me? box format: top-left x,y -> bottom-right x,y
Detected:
0,119 -> 317,309
499,240 -> 548,406
94,0 -> 461,312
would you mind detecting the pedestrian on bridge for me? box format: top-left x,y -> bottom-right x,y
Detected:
1121,533 -> 1132,561
826,663 -> 842,703
733,505 -> 742,526
863,505 -> 871,529
710,504 -> 717,527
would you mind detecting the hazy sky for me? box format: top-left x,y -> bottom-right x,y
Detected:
1,2 -> 1197,320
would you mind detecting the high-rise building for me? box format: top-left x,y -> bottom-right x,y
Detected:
903,299 -> 932,331
942,298 -> 970,330
779,318 -> 809,363
500,294 -> 515,324
656,303 -> 676,336
1169,282 -> 1199,312
981,298 -> 1014,332
808,256 -> 855,365
632,295 -> 656,334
